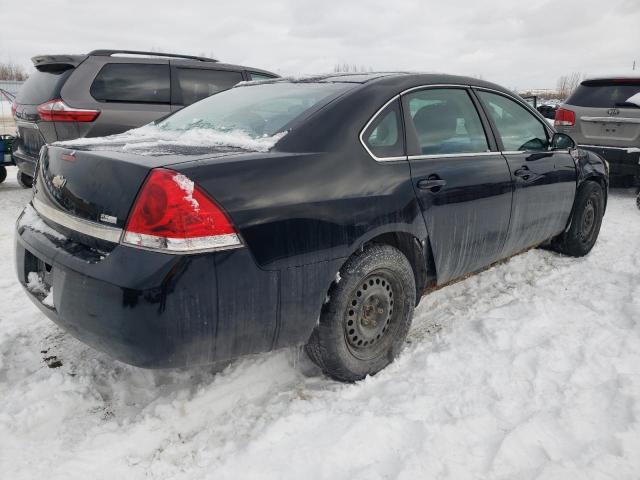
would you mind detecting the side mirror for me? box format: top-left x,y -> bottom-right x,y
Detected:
551,132 -> 575,150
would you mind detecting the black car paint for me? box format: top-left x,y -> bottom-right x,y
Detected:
15,73 -> 609,368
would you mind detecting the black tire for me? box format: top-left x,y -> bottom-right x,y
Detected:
0,166 -> 6,184
305,244 -> 416,382
17,171 -> 33,189
552,181 -> 604,257
636,190 -> 640,210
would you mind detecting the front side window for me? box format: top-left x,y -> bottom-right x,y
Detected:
362,99 -> 404,158
176,68 -> 243,106
90,64 -> 170,103
477,91 -> 548,151
404,88 -> 489,155
158,81 -> 352,138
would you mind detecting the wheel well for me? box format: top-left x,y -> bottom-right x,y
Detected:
362,232 -> 436,301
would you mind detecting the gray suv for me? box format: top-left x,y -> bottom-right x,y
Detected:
555,75 -> 640,187
12,49 -> 277,187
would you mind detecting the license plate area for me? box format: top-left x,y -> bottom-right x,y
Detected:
24,250 -> 55,308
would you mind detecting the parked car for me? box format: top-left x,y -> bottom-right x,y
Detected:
537,103 -> 558,119
15,73 -> 608,382
11,49 -> 277,188
555,74 -> 640,187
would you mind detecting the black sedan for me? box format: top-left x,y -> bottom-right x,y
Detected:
15,73 -> 608,381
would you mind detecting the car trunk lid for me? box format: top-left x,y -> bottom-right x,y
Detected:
566,79 -> 640,148
32,144 -> 245,245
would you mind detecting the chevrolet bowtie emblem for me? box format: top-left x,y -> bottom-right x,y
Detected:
52,174 -> 67,189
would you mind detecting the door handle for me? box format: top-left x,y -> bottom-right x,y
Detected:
514,166 -> 530,179
417,176 -> 447,191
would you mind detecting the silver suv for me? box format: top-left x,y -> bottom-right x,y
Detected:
11,49 -> 277,187
555,74 -> 640,187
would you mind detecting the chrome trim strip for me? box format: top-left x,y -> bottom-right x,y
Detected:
32,198 -> 123,243
580,116 -> 640,124
407,151 -> 496,160
358,94 -> 404,162
578,144 -> 640,152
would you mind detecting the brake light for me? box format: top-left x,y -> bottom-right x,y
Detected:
122,168 -> 242,253
37,99 -> 100,122
11,101 -> 16,118
554,108 -> 575,127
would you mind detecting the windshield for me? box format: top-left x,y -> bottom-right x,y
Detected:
157,82 -> 353,138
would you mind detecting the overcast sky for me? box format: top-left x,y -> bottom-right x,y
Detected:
1,0 -> 638,90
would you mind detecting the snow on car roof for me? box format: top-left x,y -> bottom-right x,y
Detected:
583,71 -> 640,82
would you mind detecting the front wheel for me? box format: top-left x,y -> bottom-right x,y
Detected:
305,244 -> 416,382
16,171 -> 33,189
0,166 -> 6,184
551,181 -> 604,257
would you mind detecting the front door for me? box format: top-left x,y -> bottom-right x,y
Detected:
474,90 -> 576,257
403,87 -> 513,284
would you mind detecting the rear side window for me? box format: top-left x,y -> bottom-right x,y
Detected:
16,68 -> 73,105
404,88 -> 489,155
90,64 -> 170,103
175,68 -> 243,106
362,99 -> 404,159
478,91 -> 548,151
249,72 -> 276,81
567,80 -> 640,108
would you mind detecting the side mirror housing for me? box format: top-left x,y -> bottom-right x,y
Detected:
551,132 -> 575,150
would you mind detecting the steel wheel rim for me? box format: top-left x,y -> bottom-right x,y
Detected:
344,270 -> 400,360
580,198 -> 597,243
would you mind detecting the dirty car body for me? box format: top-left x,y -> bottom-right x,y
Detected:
15,73 -> 608,368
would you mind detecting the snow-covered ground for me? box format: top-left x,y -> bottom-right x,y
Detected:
1,165 -> 639,479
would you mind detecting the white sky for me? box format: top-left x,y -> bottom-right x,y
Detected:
1,0 -> 638,90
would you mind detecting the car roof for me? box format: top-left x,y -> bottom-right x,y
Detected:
31,51 -> 278,77
263,71 -> 514,95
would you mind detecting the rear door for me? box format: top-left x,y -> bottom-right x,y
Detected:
403,87 -> 513,284
170,64 -> 244,108
475,89 -> 576,257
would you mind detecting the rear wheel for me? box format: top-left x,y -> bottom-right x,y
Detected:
0,167 -> 6,184
551,181 -> 604,257
17,171 -> 33,189
305,244 -> 416,382
636,189 -> 640,210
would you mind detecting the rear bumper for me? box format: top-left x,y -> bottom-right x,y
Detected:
579,144 -> 640,184
15,205 -> 280,368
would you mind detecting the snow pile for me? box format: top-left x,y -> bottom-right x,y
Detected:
55,124 -> 287,155
173,173 -> 199,209
1,166 -> 640,479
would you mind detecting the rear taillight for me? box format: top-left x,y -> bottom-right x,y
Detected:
554,108 -> 575,127
11,101 -> 17,118
37,99 -> 100,122
122,168 -> 242,253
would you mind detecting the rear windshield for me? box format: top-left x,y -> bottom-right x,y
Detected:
157,81 -> 353,138
16,68 -> 73,105
567,80 -> 640,108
